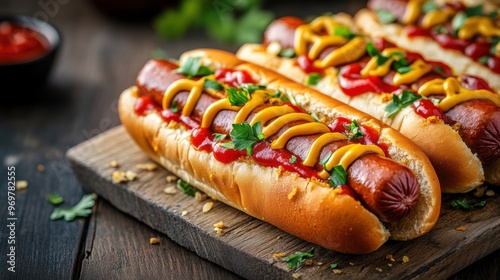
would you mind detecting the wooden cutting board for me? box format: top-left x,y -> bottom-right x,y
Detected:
67,125 -> 500,279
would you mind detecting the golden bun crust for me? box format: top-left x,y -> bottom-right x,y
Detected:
353,8 -> 500,91
119,49 -> 441,253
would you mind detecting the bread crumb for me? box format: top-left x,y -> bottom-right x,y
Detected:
125,170 -> 138,181
150,237 -> 160,245
385,254 -> 395,262
163,186 -> 177,195
349,262 -> 354,266
37,164 -> 45,172
305,259 -> 313,266
456,226 -> 467,231
473,186 -> 487,198
213,221 -> 225,234
181,210 -> 188,216
402,256 -> 410,263
275,167 -> 284,177
272,252 -> 286,258
16,180 -> 28,190
109,160 -> 119,168
202,201 -> 214,213
292,273 -> 301,279
332,269 -> 342,274
380,93 -> 392,103
166,175 -> 177,183
195,191 -> 208,201
387,263 -> 393,267
426,115 -> 439,123
288,186 -> 298,200
375,267 -> 383,272
451,122 -> 461,131
486,190 -> 495,197
136,162 -> 158,171
317,262 -> 323,266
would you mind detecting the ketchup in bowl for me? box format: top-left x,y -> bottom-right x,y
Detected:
0,21 -> 51,64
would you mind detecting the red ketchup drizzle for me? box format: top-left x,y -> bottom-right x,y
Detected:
134,96 -> 160,115
0,22 -> 51,63
460,74 -> 495,91
251,142 -> 320,179
296,54 -> 324,74
412,99 -> 446,120
215,68 -> 257,87
338,63 -> 399,96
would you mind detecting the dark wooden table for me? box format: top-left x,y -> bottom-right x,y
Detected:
0,0 -> 498,279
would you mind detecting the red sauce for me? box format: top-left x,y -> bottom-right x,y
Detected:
412,99 -> 446,120
296,54 -> 323,74
213,141 -> 247,163
0,22 -> 50,63
190,127 -> 214,152
460,74 -> 495,91
338,63 -> 399,96
134,96 -> 160,115
214,68 -> 256,87
251,141 -> 320,179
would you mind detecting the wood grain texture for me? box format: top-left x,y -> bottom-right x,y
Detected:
67,126 -> 500,280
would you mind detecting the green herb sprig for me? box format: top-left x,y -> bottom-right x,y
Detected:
229,121 -> 265,155
50,194 -> 96,221
177,179 -> 197,197
385,90 -> 422,118
451,199 -> 487,210
176,57 -> 214,78
283,247 -> 315,269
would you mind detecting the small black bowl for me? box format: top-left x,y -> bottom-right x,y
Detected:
0,15 -> 61,94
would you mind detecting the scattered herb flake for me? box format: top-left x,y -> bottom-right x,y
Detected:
283,247 -> 315,269
240,83 -> 266,94
176,57 -> 214,78
170,100 -> 179,113
334,26 -> 356,39
306,73 -> 322,86
48,193 -> 64,205
279,48 -> 296,58
204,79 -> 224,90
230,121 -> 265,155
50,193 -> 96,222
451,198 -> 487,209
177,179 -> 197,197
385,90 -> 422,118
227,87 -> 249,106
345,119 -> 364,139
327,165 -> 347,187
212,133 -> 227,142
479,56 -> 490,65
376,9 -> 397,24
422,1 -> 438,13
289,155 -> 297,164
330,263 -> 339,269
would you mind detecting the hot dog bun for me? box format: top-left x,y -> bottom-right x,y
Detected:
118,49 -> 440,254
354,2 -> 500,90
236,13 -> 500,191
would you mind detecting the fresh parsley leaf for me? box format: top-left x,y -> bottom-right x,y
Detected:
204,79 -> 224,90
489,11 -> 499,20
176,57 -> 214,78
268,89 -> 283,98
310,112 -> 321,122
289,155 -> 297,164
212,133 -> 227,142
464,4 -> 484,17
376,9 -> 397,24
306,73 -> 322,86
451,12 -> 468,34
48,193 -> 64,205
177,179 -> 196,197
433,65 -> 445,76
328,165 -> 347,187
479,56 -> 490,65
385,90 -> 422,118
227,87 -> 249,106
422,1 -> 438,13
345,119 -> 364,139
219,141 -> 234,150
50,194 -> 96,222
366,42 -> 381,57
334,26 -> 355,39
240,83 -> 266,94
330,263 -> 339,269
170,100 -> 179,113
396,66 -> 413,74
230,121 -> 265,155
451,199 -> 487,209
283,247 -> 315,269
279,48 -> 296,58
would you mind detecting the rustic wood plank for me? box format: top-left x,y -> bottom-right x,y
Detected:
67,125 -> 500,280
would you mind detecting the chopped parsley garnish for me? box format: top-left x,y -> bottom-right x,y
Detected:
289,155 -> 297,164
212,133 -> 227,142
227,87 -> 250,106
320,151 -> 333,166
177,179 -> 197,197
345,119 -> 364,140
170,100 -> 179,113
204,79 -> 224,90
310,112 -> 321,122
376,9 -> 397,24
451,5 -> 484,34
229,121 -> 265,155
479,56 -> 490,65
48,193 -> 64,205
330,263 -> 339,269
396,66 -> 413,74
50,193 -> 96,221
283,247 -> 315,269
279,48 -> 296,58
366,42 -> 404,66
385,90 -> 422,118
334,26 -> 356,39
464,4 -> 484,17
240,83 -> 266,94
176,57 -> 214,78
306,73 -> 322,86
433,65 -> 445,76
327,165 -> 347,187
422,1 -> 438,13
451,199 -> 487,210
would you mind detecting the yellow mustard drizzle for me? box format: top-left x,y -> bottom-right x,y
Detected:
458,16 -> 500,40
163,77 -> 386,179
319,144 -> 385,179
418,77 -> 500,111
403,0 -> 426,25
421,8 -> 455,29
294,16 -> 366,68
393,59 -> 432,85
361,48 -> 406,77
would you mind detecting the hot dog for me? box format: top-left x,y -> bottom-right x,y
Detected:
118,49 -> 440,254
357,0 -> 500,90
236,13 -> 500,192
